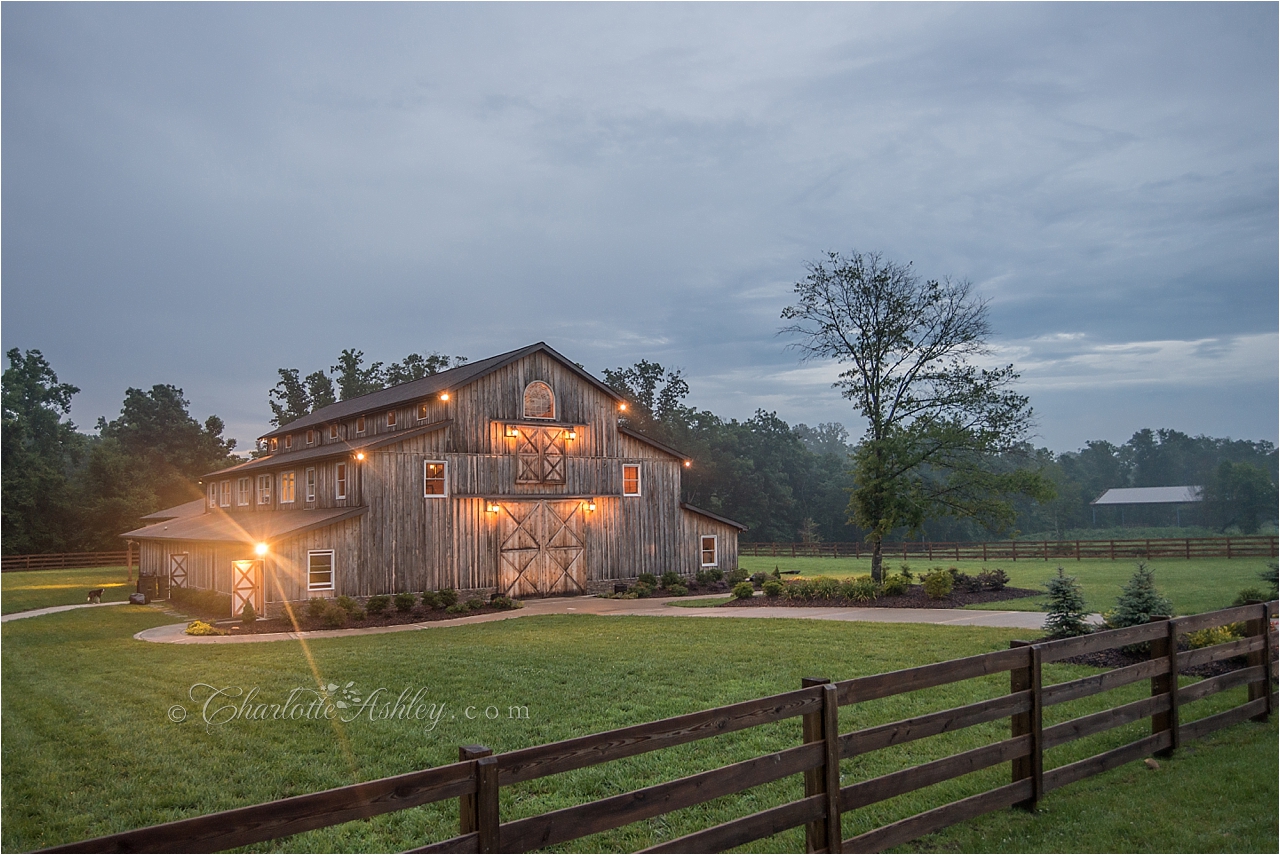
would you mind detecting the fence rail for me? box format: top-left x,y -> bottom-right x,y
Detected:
0,551 -> 132,572
743,536 -> 1279,561
44,602 -> 1278,855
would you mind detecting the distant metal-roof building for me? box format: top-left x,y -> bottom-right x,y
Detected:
1091,486 -> 1202,505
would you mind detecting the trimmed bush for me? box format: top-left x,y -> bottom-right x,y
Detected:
923,569 -> 954,600
667,584 -> 689,597
750,572 -> 768,588
335,595 -> 359,614
732,582 -> 755,600
349,607 -> 367,621
240,602 -> 257,625
394,592 -> 416,613
979,568 -> 1010,591
445,602 -> 470,615
490,596 -> 522,610
366,595 -> 391,616
184,620 -> 224,636
726,568 -> 749,585
466,597 -> 485,611
421,591 -> 443,609
321,602 -> 348,629
762,579 -> 783,598
633,582 -> 654,598
306,597 -> 329,620
1042,568 -> 1091,639
661,571 -> 682,588
437,588 -> 459,607
1233,587 -> 1268,606
880,574 -> 910,596
638,573 -> 658,587
170,587 -> 235,618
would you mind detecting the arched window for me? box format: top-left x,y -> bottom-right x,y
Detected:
522,381 -> 555,419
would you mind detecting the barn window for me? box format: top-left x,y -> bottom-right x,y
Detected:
336,463 -> 348,499
219,480 -> 232,507
305,468 -> 316,502
306,430 -> 316,446
207,483 -> 217,509
269,437 -> 279,452
424,461 -> 447,497
284,435 -> 293,450
257,474 -> 272,505
329,424 -> 339,440
356,416 -> 366,434
522,381 -> 555,419
237,477 -> 251,506
308,550 -> 335,591
387,410 -> 397,428
623,464 -> 641,496
700,535 -> 718,567
418,402 -> 429,420
280,471 -> 296,504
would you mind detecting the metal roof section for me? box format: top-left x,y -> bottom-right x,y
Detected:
259,342 -> 624,440
618,425 -> 691,462
680,502 -> 748,531
121,506 -> 367,543
203,420 -> 452,479
138,499 -> 207,521
1091,486 -> 1203,505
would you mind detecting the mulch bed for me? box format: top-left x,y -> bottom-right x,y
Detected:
186,604 -> 522,636
718,585 -> 1043,610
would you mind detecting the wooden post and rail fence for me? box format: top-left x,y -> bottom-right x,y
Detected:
0,549 -> 135,573
46,601 -> 1277,854
742,535 -> 1278,562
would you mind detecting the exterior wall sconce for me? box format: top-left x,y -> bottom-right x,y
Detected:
582,500 -> 597,512
254,543 -> 268,556
683,460 -> 692,468
564,429 -> 577,440
439,392 -> 450,402
505,425 -> 520,438
355,452 -> 366,461
618,402 -> 627,411
486,501 -> 501,513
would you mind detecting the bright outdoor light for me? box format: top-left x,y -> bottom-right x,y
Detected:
440,392 -> 450,401
355,452 -> 365,461
254,543 -> 268,556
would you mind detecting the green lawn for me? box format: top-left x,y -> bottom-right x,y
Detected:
0,565 -> 135,614
739,555 -> 1274,616
2,606 -> 1274,852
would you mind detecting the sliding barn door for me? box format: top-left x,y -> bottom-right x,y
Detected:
498,501 -> 585,597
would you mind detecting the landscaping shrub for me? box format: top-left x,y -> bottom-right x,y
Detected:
784,578 -> 814,599
638,573 -> 657,587
1042,568 -> 1091,639
813,576 -> 841,599
923,569 -> 954,599
771,566 -> 782,580
1262,562 -> 1279,599
184,620 -> 224,636
445,602 -> 470,615
845,576 -> 879,602
321,602 -> 348,628
1108,563 -> 1173,628
170,587 -> 234,618
466,597 -> 485,611
880,574 -> 910,596
660,571 -> 682,589
1233,587 -> 1269,606
666,584 -> 689,597
1186,625 -> 1239,649
726,568 -> 749,585
366,595 -> 390,616
394,592 -> 416,613
633,582 -> 654,598
977,568 -> 1009,591
762,579 -> 783,598
732,581 -> 755,600
240,602 -> 257,625
899,564 -> 912,580
952,571 -> 983,593
750,572 -> 768,588
695,568 -> 724,584
335,595 -> 359,614
350,607 -> 367,621
421,591 -> 443,609
306,597 -> 329,620
437,588 -> 459,607
490,596 -> 522,610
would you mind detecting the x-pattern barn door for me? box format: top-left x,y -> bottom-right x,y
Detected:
514,426 -> 567,485
231,559 -> 263,617
498,501 -> 585,597
169,553 -> 188,589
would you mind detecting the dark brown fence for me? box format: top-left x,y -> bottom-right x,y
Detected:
45,602 -> 1277,855
1,551 -> 132,572
743,536 -> 1279,561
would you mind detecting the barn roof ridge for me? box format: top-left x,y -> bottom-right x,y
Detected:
260,342 -> 623,440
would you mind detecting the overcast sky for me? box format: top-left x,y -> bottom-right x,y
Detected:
4,3 -> 1277,455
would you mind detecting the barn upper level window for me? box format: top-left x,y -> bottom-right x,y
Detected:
284,435 -> 293,450
356,416 -> 366,434
306,430 -> 316,446
329,424 -> 339,441
387,410 -> 397,428
523,381 -> 555,419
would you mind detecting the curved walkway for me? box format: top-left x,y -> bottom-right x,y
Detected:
1,601 -> 129,622
134,595 -> 1066,644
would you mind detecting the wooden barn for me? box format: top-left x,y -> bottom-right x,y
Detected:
123,342 -> 744,617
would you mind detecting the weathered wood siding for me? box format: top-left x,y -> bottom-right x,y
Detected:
681,510 -> 741,575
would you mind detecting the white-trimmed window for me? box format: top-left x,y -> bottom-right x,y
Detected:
424,461 -> 447,497
329,424 -> 339,441
307,550 -> 335,591
623,464 -> 641,496
336,463 -> 348,499
280,471 -> 296,504
356,416 -> 366,434
306,429 -> 316,446
387,410 -> 397,427
219,480 -> 231,507
207,482 -> 217,509
700,535 -> 718,567
417,402 -> 429,420
237,477 -> 251,506
269,437 -> 279,452
305,468 -> 316,503
257,474 -> 272,505
284,434 -> 293,450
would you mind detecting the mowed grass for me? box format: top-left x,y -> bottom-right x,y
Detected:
1,565 -> 134,614
739,555 -> 1275,616
3,606 -> 1275,852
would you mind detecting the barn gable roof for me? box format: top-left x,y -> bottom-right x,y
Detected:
260,342 -> 623,441
618,425 -> 690,462
122,506 -> 367,543
204,420 -> 451,479
681,502 -> 748,531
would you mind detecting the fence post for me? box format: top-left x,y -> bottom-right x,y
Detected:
1009,642 -> 1041,810
1245,603 -> 1273,721
458,744 -> 493,843
801,677 -> 839,853
1149,617 -> 1179,756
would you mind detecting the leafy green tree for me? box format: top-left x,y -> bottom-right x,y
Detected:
1,349 -> 86,553
331,349 -> 386,401
781,250 -> 1051,581
1202,461 -> 1278,534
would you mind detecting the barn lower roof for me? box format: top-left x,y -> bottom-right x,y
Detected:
1091,486 -> 1203,505
122,506 -> 367,543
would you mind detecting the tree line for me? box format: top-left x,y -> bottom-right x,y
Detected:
4,345 -> 1276,555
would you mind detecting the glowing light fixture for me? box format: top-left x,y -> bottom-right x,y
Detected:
440,392 -> 450,402
505,425 -> 519,438
564,429 -> 577,440
254,542 -> 268,556
683,460 -> 692,468
355,451 -> 366,461
618,402 -> 627,411
582,499 -> 597,512
486,501 -> 501,513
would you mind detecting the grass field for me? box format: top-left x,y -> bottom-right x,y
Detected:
739,555 -> 1275,616
0,565 -> 134,614
2,604 -> 1275,852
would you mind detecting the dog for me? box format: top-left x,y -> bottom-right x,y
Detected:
87,588 -> 104,604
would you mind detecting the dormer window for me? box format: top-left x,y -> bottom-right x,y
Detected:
269,437 -> 279,452
523,381 -> 555,419
418,402 -> 429,420
329,424 -> 339,441
387,410 -> 397,428
356,416 -> 366,434
284,435 -> 293,450
306,430 -> 316,446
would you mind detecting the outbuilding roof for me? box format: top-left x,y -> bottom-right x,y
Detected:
138,499 -> 206,521
259,342 -> 623,441
1091,486 -> 1203,506
681,502 -> 748,531
122,506 -> 367,543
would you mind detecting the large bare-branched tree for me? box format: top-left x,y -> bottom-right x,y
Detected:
781,250 -> 1051,581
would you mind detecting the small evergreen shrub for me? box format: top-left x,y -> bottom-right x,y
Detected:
1042,568 -> 1091,639
750,572 -> 768,588
633,582 -> 654,598
322,602 -> 348,628
923,569 -> 954,600
771,566 -> 782,580
306,597 -> 328,620
638,573 -> 658,587
466,597 -> 485,611
813,576 -> 841,599
1109,564 -> 1173,628
666,584 -> 689,597
880,574 -> 910,596
445,602 -> 471,615
899,564 -> 912,579
661,571 -> 682,588
240,602 -> 257,624
726,568 -> 749,585
335,595 -> 359,614
1233,587 -> 1268,606
184,620 -> 224,636
762,579 -> 783,598
421,590 -> 443,609
732,581 -> 755,600
695,569 -> 715,585
366,595 -> 390,616
490,596 -> 522,610
978,569 -> 1009,591
437,588 -> 459,607
394,592 -> 416,613
349,607 -> 366,621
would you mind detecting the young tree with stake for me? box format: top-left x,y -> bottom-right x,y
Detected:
781,250 -> 1051,582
